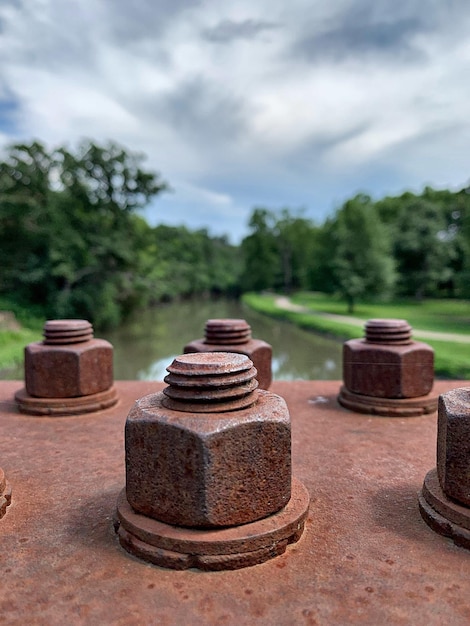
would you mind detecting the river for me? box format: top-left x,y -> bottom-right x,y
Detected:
102,298 -> 344,381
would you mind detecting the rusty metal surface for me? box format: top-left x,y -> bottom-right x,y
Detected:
1,379 -> 470,625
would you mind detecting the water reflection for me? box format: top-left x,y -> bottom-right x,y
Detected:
103,298 -> 343,381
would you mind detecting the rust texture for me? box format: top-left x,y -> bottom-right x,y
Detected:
118,352 -> 308,569
419,387 -> 470,548
15,319 -> 118,415
0,467 -> 12,519
339,318 -> 437,416
1,379 -> 469,625
184,318 -> 273,389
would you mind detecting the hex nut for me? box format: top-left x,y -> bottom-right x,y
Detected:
25,339 -> 114,398
343,340 -> 434,399
437,388 -> 470,506
125,389 -> 291,528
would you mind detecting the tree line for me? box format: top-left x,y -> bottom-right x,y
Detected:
0,140 -> 240,328
241,190 -> 470,311
1,139 -> 468,328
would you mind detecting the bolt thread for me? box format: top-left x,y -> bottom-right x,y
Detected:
204,319 -> 252,345
43,319 -> 94,344
365,319 -> 412,344
163,352 -> 259,412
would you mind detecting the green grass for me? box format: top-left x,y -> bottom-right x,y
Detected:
0,297 -> 44,371
243,293 -> 363,339
0,328 -> 42,370
291,292 -> 470,334
242,292 -> 470,379
423,339 -> 470,379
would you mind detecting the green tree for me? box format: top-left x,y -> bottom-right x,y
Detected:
240,207 -> 321,293
140,225 -> 241,302
0,141 -> 55,304
328,194 -> 396,313
240,209 -> 279,291
377,190 -> 460,298
274,209 -> 319,292
454,188 -> 470,297
0,139 -> 167,327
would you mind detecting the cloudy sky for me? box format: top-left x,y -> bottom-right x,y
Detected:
1,0 -> 470,242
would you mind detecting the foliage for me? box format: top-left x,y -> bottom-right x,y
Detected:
240,209 -> 279,291
376,188 -> 463,298
140,224 -> 241,302
0,140 -> 168,327
2,136 -> 470,331
240,207 -> 321,293
0,139 -> 242,329
325,194 -> 396,312
240,185 -> 470,310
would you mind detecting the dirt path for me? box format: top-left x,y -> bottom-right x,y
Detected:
274,296 -> 470,344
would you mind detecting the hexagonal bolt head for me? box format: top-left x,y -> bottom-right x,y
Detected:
25,320 -> 114,398
437,388 -> 470,506
125,353 -> 291,528
343,319 -> 434,399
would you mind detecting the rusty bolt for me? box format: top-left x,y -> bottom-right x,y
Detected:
419,388 -> 470,549
343,319 -> 434,399
15,319 -> 118,415
0,468 -> 12,519
116,351 -> 310,570
184,318 -> 273,389
437,388 -> 470,506
125,352 -> 290,527
25,320 -> 113,397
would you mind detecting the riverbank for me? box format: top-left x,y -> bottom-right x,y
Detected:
0,299 -> 43,373
242,292 -> 470,379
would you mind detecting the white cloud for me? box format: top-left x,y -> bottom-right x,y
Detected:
1,0 -> 470,237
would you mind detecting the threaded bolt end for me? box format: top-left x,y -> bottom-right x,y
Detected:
204,319 -> 252,345
43,319 -> 94,344
163,352 -> 259,412
365,319 -> 412,344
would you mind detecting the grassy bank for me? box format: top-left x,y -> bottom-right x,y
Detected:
291,292 -> 470,335
0,328 -> 42,371
0,298 -> 43,371
242,292 -> 470,379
